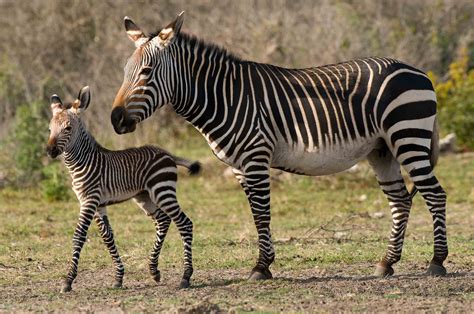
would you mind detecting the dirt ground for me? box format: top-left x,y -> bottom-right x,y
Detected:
1,263 -> 472,312
1,154 -> 472,312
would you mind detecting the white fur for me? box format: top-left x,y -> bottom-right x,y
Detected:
272,136 -> 380,175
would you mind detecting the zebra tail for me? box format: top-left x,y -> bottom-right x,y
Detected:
174,156 -> 201,176
410,117 -> 439,199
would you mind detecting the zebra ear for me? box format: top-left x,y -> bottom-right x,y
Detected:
50,94 -> 64,115
72,86 -> 91,114
154,11 -> 184,48
124,16 -> 147,48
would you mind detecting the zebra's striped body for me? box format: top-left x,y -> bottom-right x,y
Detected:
47,87 -> 197,292
111,13 -> 448,279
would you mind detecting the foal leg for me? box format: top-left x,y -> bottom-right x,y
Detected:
152,196 -> 193,288
94,206 -> 124,288
62,200 -> 98,292
133,194 -> 172,283
149,210 -> 172,283
146,159 -> 193,288
368,149 -> 412,277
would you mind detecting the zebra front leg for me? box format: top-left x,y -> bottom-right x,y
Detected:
94,207 -> 124,288
62,202 -> 97,292
368,150 -> 412,277
235,168 -> 274,280
149,210 -> 172,283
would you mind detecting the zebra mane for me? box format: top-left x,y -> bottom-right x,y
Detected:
150,30 -> 242,62
62,102 -> 74,110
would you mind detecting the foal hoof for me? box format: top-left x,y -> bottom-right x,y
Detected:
249,268 -> 273,280
151,270 -> 161,284
374,263 -> 394,278
60,284 -> 72,293
427,262 -> 447,276
179,279 -> 190,289
113,280 -> 123,289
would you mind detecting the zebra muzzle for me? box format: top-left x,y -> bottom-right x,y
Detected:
111,107 -> 137,134
46,145 -> 60,158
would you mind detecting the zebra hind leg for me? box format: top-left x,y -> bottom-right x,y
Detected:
149,190 -> 193,288
399,158 -> 448,276
149,210 -> 172,283
133,194 -> 172,284
94,207 -> 125,288
367,149 -> 412,277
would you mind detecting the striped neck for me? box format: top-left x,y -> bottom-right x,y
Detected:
62,121 -> 101,169
169,34 -> 245,131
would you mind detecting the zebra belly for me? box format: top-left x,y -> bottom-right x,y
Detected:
271,138 -> 380,176
100,189 -> 144,206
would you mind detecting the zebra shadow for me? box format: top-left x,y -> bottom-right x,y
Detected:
190,271 -> 471,289
275,271 -> 471,284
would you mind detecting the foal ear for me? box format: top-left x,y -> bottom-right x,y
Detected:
154,11 -> 184,48
72,86 -> 91,114
124,16 -> 147,47
50,94 -> 64,115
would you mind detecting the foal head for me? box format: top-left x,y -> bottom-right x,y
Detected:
46,86 -> 91,158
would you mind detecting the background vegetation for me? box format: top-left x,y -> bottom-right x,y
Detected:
0,0 -> 473,190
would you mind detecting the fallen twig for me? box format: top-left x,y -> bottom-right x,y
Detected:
0,262 -> 16,269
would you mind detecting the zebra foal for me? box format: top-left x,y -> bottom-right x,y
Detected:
47,86 -> 199,292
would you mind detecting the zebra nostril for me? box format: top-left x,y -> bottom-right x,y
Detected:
46,145 -> 59,158
111,106 -> 138,134
111,107 -> 126,133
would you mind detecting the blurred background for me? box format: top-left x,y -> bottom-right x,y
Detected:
0,0 -> 473,193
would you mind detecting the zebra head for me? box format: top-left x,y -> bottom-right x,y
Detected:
47,86 -> 91,158
111,12 -> 185,134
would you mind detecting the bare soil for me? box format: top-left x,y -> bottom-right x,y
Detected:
1,263 -> 472,312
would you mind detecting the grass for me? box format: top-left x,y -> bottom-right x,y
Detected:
0,134 -> 473,311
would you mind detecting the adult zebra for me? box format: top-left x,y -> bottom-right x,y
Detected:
111,12 -> 448,279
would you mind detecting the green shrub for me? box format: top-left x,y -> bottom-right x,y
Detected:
10,100 -> 49,185
40,163 -> 72,202
429,49 -> 474,150
5,99 -> 72,200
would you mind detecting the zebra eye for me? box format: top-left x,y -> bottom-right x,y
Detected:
140,67 -> 152,75
65,126 -> 72,132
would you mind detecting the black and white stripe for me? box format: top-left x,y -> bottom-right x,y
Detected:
111,13 -> 448,279
48,86 -> 198,292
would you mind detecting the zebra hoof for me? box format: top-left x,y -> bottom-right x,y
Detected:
113,280 -> 123,289
374,263 -> 394,278
426,262 -> 447,276
60,284 -> 72,293
248,268 -> 273,280
179,279 -> 190,289
151,271 -> 161,284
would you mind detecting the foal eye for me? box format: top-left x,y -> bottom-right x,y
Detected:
65,126 -> 72,132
